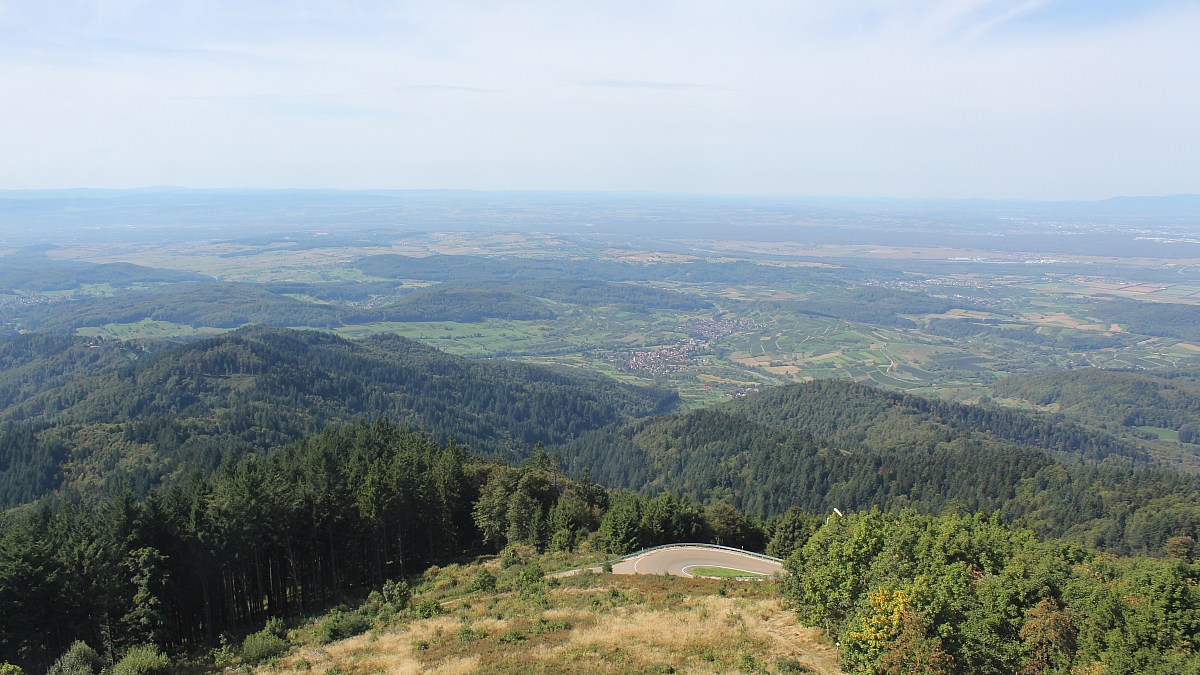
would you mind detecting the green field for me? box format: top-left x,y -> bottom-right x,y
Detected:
9,231 -> 1199,408
688,566 -> 766,578
1136,425 -> 1181,442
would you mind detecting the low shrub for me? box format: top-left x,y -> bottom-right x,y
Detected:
469,567 -> 497,593
111,646 -> 170,675
412,598 -> 444,619
316,610 -> 372,645
47,641 -> 102,675
774,658 -> 815,673
210,635 -> 237,667
262,616 -> 286,638
455,625 -> 486,642
240,630 -> 288,664
533,617 -> 572,634
514,562 -> 544,592
382,579 -> 412,610
500,547 -> 524,569
497,629 -> 527,644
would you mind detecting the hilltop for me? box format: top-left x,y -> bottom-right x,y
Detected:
251,560 -> 838,675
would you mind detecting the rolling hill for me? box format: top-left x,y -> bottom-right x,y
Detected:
0,327 -> 676,506
561,379 -> 1200,553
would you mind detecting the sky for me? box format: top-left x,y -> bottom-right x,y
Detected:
0,0 -> 1197,200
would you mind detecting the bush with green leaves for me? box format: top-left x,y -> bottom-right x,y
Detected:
455,624 -> 486,642
513,561 -> 545,592
316,609 -> 372,645
412,597 -> 444,619
210,634 -> 237,667
47,641 -> 102,675
499,546 -> 523,569
111,646 -> 170,675
240,629 -> 288,664
0,664 -> 24,675
261,616 -> 286,638
774,658 -> 814,674
382,579 -> 412,610
469,567 -> 497,593
497,629 -> 526,644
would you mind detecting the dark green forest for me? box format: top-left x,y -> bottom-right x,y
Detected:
783,509 -> 1199,674
369,285 -> 555,322
993,367 -> 1200,441
2,325 -> 1200,673
0,418 -> 763,670
0,251 -> 208,292
0,328 -> 674,507
926,317 -> 1131,350
0,253 -> 717,332
4,419 -> 1197,674
1092,299 -> 1200,343
563,380 -> 1200,554
766,287 -> 972,328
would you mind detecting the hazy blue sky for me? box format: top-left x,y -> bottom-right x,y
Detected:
1,1 -> 1197,199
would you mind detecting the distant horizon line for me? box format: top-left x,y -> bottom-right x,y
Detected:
1,186 -> 1198,204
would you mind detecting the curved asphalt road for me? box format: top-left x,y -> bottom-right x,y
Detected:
610,546 -> 784,578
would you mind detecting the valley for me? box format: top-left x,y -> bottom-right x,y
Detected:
2,191 -> 1200,674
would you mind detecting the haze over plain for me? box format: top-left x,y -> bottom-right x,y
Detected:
1,0 -> 1198,199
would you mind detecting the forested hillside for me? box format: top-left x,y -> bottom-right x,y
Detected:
4,418 -> 1197,674
784,509 -> 1200,674
563,380 -> 1200,553
0,250 -> 209,291
0,418 -> 762,671
0,328 -> 674,507
0,255 -> 713,332
353,253 -> 870,285
0,333 -> 143,411
2,322 -> 1200,673
765,287 -> 971,327
993,368 -> 1200,442
5,282 -> 346,331
1091,299 -> 1200,342
371,284 -> 555,322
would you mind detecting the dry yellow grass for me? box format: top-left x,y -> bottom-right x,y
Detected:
1024,312 -> 1109,331
256,572 -> 841,675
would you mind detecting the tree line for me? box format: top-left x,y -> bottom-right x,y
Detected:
563,380 -> 1200,554
0,327 -> 675,508
992,368 -> 1200,444
783,509 -> 1199,674
0,418 -> 772,671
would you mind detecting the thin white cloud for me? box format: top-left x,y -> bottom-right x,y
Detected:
0,1 -> 1195,198
583,80 -> 717,90
395,84 -> 501,93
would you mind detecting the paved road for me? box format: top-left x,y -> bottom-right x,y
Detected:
552,545 -> 785,579
612,546 -> 783,577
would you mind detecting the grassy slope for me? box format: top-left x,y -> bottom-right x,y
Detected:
253,555 -> 838,675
